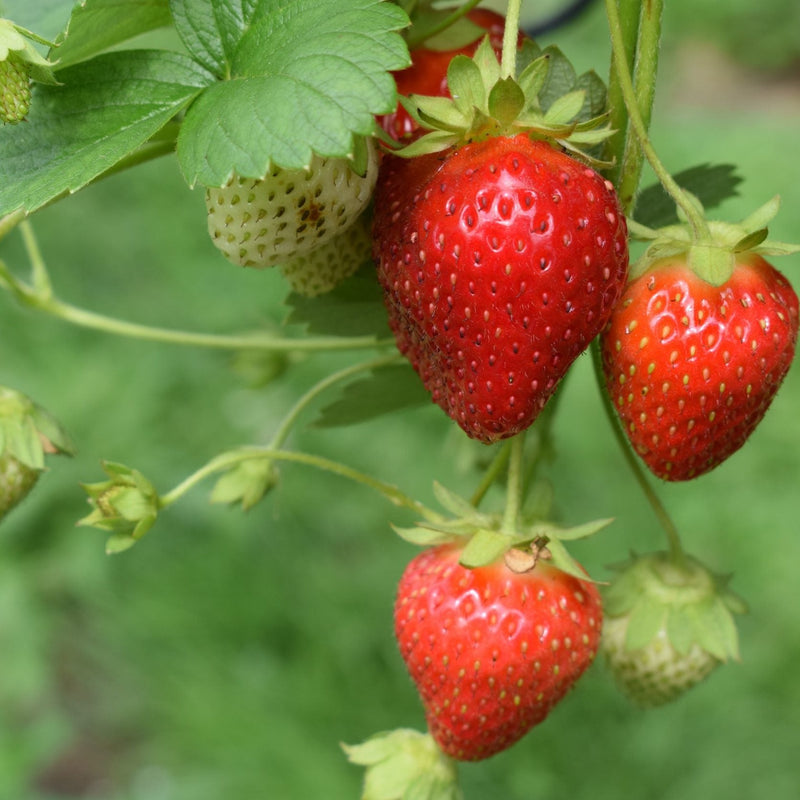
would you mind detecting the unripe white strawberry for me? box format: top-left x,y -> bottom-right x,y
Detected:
279,211 -> 372,296
601,551 -> 746,708
206,138 -> 378,268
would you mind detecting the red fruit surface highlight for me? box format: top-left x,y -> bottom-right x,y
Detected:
373,134 -> 629,443
394,545 -> 603,761
601,254 -> 799,480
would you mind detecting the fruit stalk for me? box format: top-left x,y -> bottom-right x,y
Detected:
604,0 -> 709,239
500,431 -> 526,534
590,340 -> 687,567
500,0 -> 523,78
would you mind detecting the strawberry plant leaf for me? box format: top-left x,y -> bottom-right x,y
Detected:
284,270 -> 391,338
313,364 -> 430,428
0,50 -> 214,216
635,164 -> 743,228
169,0 -> 260,78
176,0 -> 409,187
0,0 -> 74,43
52,0 -> 173,69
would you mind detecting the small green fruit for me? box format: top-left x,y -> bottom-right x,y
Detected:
0,52 -> 31,123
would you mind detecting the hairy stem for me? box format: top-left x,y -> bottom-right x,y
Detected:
604,0 -> 709,237
268,354 -> 402,449
501,431 -> 527,534
501,0 -> 523,78
470,441 -> 512,508
160,446 -> 441,522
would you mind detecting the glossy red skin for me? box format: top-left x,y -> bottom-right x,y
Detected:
394,545 -> 602,761
373,134 -> 629,442
601,254 -> 799,480
378,9 -> 521,141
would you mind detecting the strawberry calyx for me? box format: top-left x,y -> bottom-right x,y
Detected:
603,551 -> 747,664
343,728 -> 462,800
0,385 -> 75,468
392,37 -> 612,165
78,461 -> 161,553
393,481 -> 611,582
628,195 -> 800,286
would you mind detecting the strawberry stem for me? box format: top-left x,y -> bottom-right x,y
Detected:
159,446 -> 442,522
470,440 -> 512,508
590,340 -> 688,567
604,0 -> 710,241
500,0 -> 523,79
501,430 -> 527,534
268,354 -> 403,450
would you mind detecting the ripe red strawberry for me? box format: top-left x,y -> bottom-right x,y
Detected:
378,8 -> 519,142
373,134 -> 629,442
394,544 -> 602,761
601,253 -> 799,480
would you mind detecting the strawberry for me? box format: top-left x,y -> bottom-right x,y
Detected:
279,211 -> 372,296
601,552 -> 746,708
0,51 -> 30,124
377,8 -> 519,142
205,138 -> 378,269
395,543 -> 602,761
601,250 -> 798,481
374,134 -> 628,442
0,386 -> 74,522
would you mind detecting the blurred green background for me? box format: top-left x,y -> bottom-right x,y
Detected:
1,1 -> 799,798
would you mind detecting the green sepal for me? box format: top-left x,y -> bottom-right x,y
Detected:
487,77 -> 525,127
78,461 -> 161,551
603,552 -> 745,663
432,482 -> 483,521
0,19 -> 57,85
458,528 -> 513,568
0,386 -> 74,469
542,536 -> 596,583
343,729 -> 462,800
210,458 -> 279,512
446,54 -> 485,117
392,524 -> 458,547
543,89 -> 586,126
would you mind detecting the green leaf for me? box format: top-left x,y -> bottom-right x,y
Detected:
52,0 -> 173,69
543,89 -> 585,125
412,94 -> 471,131
284,269 -> 391,338
169,0 -> 260,78
516,55 -> 549,109
635,164 -> 743,228
313,364 -> 430,428
412,11 -> 484,52
575,70 -> 607,120
0,49 -> 214,216
543,536 -> 596,583
543,517 -> 614,542
0,0 -> 74,44
432,482 -> 480,520
176,0 -> 409,187
665,604 -> 696,656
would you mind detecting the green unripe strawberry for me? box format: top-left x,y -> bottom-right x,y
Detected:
0,452 -> 37,518
279,211 -> 372,296
601,551 -> 746,708
206,139 -> 378,268
0,386 -> 74,523
0,52 -> 30,123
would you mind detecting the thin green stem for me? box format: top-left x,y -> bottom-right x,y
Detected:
604,0 -> 709,238
500,0 -> 523,79
470,441 -> 512,508
0,209 -> 25,241
160,446 -> 441,522
605,0 -> 642,190
405,0 -> 483,50
268,354 -> 402,449
19,220 -> 53,299
501,431 -> 527,534
590,340 -> 687,565
613,0 -> 664,214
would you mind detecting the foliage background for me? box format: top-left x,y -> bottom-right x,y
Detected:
0,0 -> 799,798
